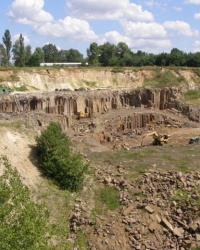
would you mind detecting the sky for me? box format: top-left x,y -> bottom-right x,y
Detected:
1,0 -> 200,56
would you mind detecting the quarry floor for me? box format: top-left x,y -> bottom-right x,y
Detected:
1,101 -> 200,250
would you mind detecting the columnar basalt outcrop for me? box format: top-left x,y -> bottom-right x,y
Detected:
0,88 -> 181,114
0,87 -> 198,129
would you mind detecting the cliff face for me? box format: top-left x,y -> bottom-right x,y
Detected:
0,68 -> 199,132
0,67 -> 199,91
0,88 -> 181,113
0,87 -> 195,132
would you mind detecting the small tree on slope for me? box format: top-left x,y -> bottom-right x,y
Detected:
36,122 -> 88,192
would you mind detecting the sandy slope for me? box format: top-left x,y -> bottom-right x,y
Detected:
0,126 -> 41,191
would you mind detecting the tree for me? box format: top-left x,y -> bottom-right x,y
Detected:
34,47 -> 44,62
155,52 -> 169,66
168,48 -> 187,66
42,44 -> 59,63
187,52 -> 200,67
116,42 -> 134,66
36,122 -> 88,191
26,47 -> 43,67
57,49 -> 67,62
66,48 -> 83,62
12,34 -> 25,67
99,42 -> 118,66
2,29 -> 12,66
87,42 -> 99,66
25,45 -> 32,65
0,44 -> 7,66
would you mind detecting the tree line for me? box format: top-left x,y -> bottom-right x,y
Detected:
1,29 -> 200,67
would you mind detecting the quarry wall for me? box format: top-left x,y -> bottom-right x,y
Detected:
1,87 -> 198,132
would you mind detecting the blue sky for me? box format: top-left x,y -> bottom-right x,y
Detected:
1,0 -> 200,56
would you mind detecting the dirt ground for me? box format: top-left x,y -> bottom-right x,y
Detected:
1,105 -> 200,250
1,106 -> 200,189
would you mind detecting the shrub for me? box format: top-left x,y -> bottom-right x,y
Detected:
36,122 -> 88,192
0,156 -> 51,250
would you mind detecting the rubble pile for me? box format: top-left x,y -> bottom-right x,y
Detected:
69,168 -> 200,250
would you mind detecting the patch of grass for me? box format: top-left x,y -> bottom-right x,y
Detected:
175,163 -> 189,172
10,74 -> 20,82
174,156 -> 190,172
14,85 -> 28,91
0,121 -> 23,129
184,89 -> 200,101
83,80 -> 97,88
99,186 -> 120,211
172,189 -> 189,201
162,155 -> 175,162
170,188 -> 200,208
111,67 -> 125,73
192,68 -> 200,78
143,70 -> 181,88
176,74 -> 186,83
137,164 -> 149,173
74,230 -> 89,250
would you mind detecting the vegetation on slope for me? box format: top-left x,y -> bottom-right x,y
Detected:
36,122 -> 88,192
0,156 -> 52,250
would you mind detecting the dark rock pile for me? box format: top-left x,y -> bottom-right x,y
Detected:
69,168 -> 200,250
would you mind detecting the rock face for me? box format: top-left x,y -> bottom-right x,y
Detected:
0,68 -> 153,91
0,88 -> 200,131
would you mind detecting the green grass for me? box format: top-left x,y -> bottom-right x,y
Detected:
162,155 -> 175,162
111,67 -> 125,73
0,121 -> 23,129
184,89 -> 200,101
14,85 -> 28,91
74,231 -> 89,250
192,68 -> 200,78
89,148 -> 156,165
99,186 -> 120,211
83,80 -> 97,88
170,188 -> 200,208
143,70 -> 182,88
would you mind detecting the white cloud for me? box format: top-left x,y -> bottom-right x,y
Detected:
8,0 -> 53,25
129,39 -> 171,53
101,31 -> 131,46
163,21 -> 199,36
35,17 -> 98,41
8,0 -> 98,42
184,0 -> 200,4
98,29 -> 170,54
13,34 -> 30,46
120,20 -> 167,39
173,6 -> 182,11
144,1 -> 159,7
193,40 -> 200,51
67,0 -> 153,21
194,13 -> 200,19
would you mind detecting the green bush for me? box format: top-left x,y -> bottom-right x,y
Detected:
36,122 -> 88,192
0,156 -> 52,250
